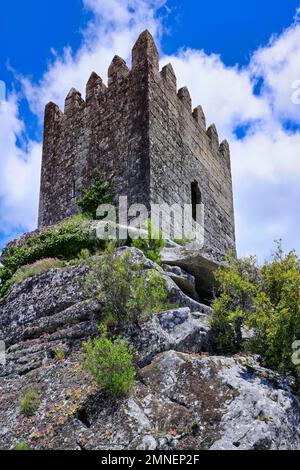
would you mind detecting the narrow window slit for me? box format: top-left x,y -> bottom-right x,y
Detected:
191,181 -> 201,222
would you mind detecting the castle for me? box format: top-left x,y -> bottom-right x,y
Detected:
38,30 -> 235,256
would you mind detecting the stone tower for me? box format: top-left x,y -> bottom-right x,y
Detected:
38,30 -> 235,256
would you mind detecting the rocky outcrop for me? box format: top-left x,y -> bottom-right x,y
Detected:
0,248 -> 210,377
0,262 -> 100,377
132,307 -> 211,367
0,350 -> 299,450
161,242 -> 222,303
1,220 -> 221,306
0,247 -> 300,450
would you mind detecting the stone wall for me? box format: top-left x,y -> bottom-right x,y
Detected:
38,30 -> 235,256
147,43 -> 235,254
38,46 -> 152,227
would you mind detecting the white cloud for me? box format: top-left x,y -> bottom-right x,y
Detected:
161,50 -> 269,136
231,129 -> 300,182
0,97 -> 41,234
250,20 -> 300,122
22,0 -> 165,117
1,0 -> 165,241
159,11 -> 300,260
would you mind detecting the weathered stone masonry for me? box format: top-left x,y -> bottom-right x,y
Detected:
38,30 -> 235,256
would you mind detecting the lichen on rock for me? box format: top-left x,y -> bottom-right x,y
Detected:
0,246 -> 300,450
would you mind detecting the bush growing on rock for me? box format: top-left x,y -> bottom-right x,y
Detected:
172,236 -> 190,247
82,326 -> 135,396
85,244 -> 171,327
19,389 -> 40,417
210,252 -> 259,354
14,442 -> 31,451
12,258 -> 66,284
0,266 -> 13,300
131,220 -> 166,265
54,346 -> 66,362
211,242 -> 300,375
0,216 -> 103,298
68,248 -> 93,266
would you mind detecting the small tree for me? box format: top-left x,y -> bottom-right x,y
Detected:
84,244 -> 171,327
82,326 -> 135,397
77,171 -> 115,219
248,244 -> 300,373
211,242 -> 300,375
210,251 -> 260,353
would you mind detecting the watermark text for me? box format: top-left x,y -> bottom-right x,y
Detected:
291,80 -> 300,105
0,80 -> 6,104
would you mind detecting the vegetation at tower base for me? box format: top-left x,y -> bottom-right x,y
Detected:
76,174 -> 166,265
38,31 -> 236,259
54,346 -> 66,362
131,219 -> 166,265
0,215 -> 104,298
1,29 -> 299,451
84,243 -> 172,328
82,325 -> 135,397
76,171 -> 115,219
211,242 -> 300,375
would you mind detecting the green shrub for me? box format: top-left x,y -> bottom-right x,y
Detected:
0,215 -> 103,298
15,442 -> 31,451
85,244 -> 171,327
55,346 -> 65,362
127,270 -> 171,324
210,251 -> 259,354
211,242 -> 300,374
248,245 -> 300,373
12,258 -> 66,284
20,389 -> 40,417
131,220 -> 166,265
82,326 -> 135,396
68,248 -> 93,267
77,171 -> 115,219
0,266 -> 13,299
78,248 -> 91,260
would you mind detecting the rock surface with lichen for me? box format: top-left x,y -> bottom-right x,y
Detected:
0,248 -> 300,450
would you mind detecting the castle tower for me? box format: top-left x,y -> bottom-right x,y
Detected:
38,30 -> 236,256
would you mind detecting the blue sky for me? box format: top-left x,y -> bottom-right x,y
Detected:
2,0 -> 299,79
1,0 -> 300,260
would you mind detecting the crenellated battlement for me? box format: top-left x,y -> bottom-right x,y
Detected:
39,30 -> 235,256
160,63 -> 177,92
108,55 -> 130,87
192,105 -> 206,130
177,86 -> 192,110
86,71 -> 106,103
48,29 -> 226,165
206,123 -> 219,150
64,88 -> 84,116
132,29 -> 159,70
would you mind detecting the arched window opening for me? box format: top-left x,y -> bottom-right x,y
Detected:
191,181 -> 201,222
